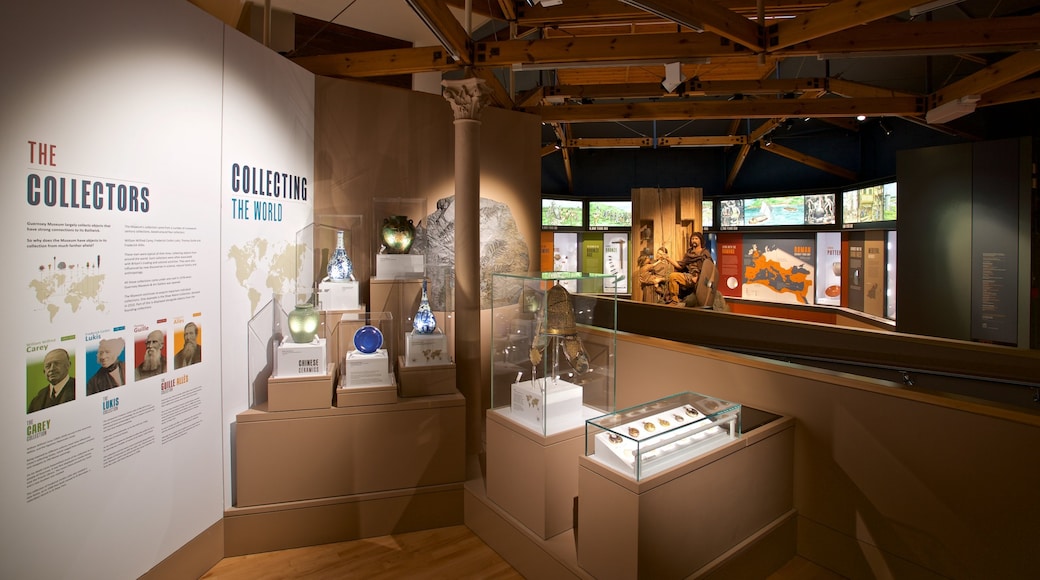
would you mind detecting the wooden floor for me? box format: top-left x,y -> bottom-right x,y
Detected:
202,525 -> 844,579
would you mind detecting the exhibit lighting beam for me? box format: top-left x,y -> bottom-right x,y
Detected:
909,0 -> 967,17
513,57 -> 710,72
617,0 -> 705,33
925,94 -> 980,124
405,0 -> 463,61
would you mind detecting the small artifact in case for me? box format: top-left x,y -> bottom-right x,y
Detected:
586,391 -> 741,480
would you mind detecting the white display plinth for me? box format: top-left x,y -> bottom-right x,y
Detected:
376,254 -> 425,279
344,349 -> 391,387
275,338 -> 327,378
510,378 -> 583,434
318,280 -> 359,311
404,331 -> 449,367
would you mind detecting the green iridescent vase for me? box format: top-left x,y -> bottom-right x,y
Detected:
381,215 -> 415,254
287,303 -> 320,343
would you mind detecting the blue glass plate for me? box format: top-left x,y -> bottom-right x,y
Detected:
353,325 -> 383,354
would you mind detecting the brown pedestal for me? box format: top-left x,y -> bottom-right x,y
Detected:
267,363 -> 336,411
336,380 -> 398,407
397,355 -> 456,397
486,408 -> 587,540
576,416 -> 795,579
228,392 -> 466,554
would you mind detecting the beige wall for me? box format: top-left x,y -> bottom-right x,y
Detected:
313,76 -> 541,449
614,333 -> 1040,578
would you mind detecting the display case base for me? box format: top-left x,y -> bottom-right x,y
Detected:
318,280 -> 359,311
375,254 -> 425,279
404,331 -> 450,366
397,355 -> 456,397
343,349 -> 390,387
267,363 -> 336,411
485,406 -> 602,540
336,376 -> 397,407
274,338 -> 327,378
576,415 -> 795,579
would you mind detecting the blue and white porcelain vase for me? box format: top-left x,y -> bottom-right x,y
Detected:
327,230 -> 353,281
412,279 -> 437,334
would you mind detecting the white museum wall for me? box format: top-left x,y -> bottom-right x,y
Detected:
218,24 -> 316,510
0,1 -> 226,578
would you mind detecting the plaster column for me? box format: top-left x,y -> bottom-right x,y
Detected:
442,77 -> 489,455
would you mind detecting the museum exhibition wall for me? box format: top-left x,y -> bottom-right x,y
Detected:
3,1 -> 231,578
2,0 -> 540,576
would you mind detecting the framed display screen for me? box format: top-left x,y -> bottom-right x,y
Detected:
805,193 -> 836,225
589,200 -> 632,229
702,200 -> 714,229
720,193 -> 835,228
541,198 -> 584,229
842,181 -> 897,226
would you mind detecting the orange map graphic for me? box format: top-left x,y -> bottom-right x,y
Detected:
744,249 -> 813,304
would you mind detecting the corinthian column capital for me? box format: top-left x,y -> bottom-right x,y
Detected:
442,77 -> 490,121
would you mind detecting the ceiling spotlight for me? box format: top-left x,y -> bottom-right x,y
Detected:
554,140 -> 562,150
856,115 -> 867,122
879,121 -> 892,136
763,136 -> 773,147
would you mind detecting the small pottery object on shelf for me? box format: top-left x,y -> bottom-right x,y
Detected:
412,279 -> 437,334
287,303 -> 320,343
327,229 -> 353,281
353,325 -> 383,354
381,215 -> 415,254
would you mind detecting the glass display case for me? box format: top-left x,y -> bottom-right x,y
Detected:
490,271 -> 618,436
585,392 -> 742,480
296,216 -> 363,311
373,197 -> 427,280
330,311 -> 394,388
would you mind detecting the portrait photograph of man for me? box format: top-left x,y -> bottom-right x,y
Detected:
27,348 -> 76,413
135,329 -> 167,381
87,337 -> 127,395
174,322 -> 202,369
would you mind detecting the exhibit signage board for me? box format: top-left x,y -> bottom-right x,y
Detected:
741,234 -> 817,305
1,1 -> 226,578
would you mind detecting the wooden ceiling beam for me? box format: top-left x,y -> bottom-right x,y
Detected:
525,97 -> 924,123
979,78 -> 1040,108
760,141 -> 857,180
566,137 -> 655,148
405,0 -> 474,65
293,18 -> 1040,80
515,1 -> 654,27
770,0 -> 922,51
657,135 -> 749,147
726,142 -> 753,190
475,31 -> 741,68
930,51 -> 1040,109
291,46 -> 459,78
786,15 -> 1040,57
617,0 -> 764,51
470,67 -> 515,109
